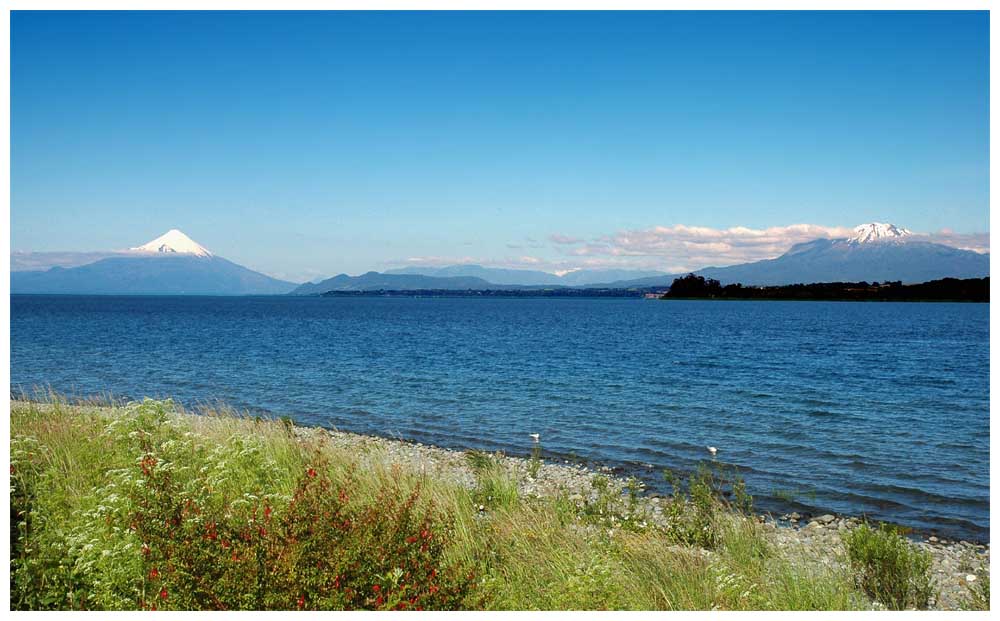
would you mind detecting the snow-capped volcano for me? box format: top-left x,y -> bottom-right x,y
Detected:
12,228 -> 297,294
130,229 -> 213,257
683,221 -> 987,285
846,222 -> 912,244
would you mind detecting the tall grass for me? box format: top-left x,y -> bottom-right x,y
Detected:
11,398 -> 891,610
842,522 -> 936,610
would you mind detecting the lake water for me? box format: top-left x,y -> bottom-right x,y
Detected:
10,295 -> 990,541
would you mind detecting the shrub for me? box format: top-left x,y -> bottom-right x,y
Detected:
963,571 -> 989,611
129,444 -> 477,610
467,453 -> 518,511
464,450 -> 494,474
842,522 -> 935,609
570,474 -> 650,534
656,464 -> 755,549
11,400 -> 477,611
527,443 -> 542,479
261,458 -> 477,610
660,466 -> 721,548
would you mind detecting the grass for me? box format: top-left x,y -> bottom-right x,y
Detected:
964,572 -> 990,611
842,522 -> 936,610
10,397 -> 937,611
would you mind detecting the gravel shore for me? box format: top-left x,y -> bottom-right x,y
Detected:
313,423 -> 989,611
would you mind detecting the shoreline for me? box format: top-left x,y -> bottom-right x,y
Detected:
295,414 -> 993,610
320,416 -> 990,541
10,397 -> 987,545
11,398 -> 989,610
314,419 -> 991,546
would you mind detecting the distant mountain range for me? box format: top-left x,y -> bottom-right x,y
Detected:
291,272 -> 500,295
11,230 -> 296,295
294,266 -> 672,294
10,223 -> 990,295
384,265 -> 669,287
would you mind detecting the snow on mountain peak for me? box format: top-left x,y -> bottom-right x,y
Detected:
846,223 -> 912,244
130,229 -> 213,257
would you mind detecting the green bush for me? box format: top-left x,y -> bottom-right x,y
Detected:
465,450 -> 518,511
527,443 -> 542,479
964,572 -> 989,611
842,522 -> 935,609
656,464 -> 755,549
11,400 -> 477,610
660,466 -> 721,548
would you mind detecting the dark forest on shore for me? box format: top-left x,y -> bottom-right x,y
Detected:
662,275 -> 989,302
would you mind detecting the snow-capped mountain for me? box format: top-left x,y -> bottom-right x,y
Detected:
691,223 -> 988,285
130,229 -> 214,257
12,230 -> 297,295
846,222 -> 912,245
590,223 -> 988,288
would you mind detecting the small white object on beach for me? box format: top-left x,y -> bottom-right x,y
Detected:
966,574 -> 977,582
707,446 -> 718,456
530,433 -> 540,443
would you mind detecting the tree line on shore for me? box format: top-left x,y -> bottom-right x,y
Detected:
663,275 -> 989,302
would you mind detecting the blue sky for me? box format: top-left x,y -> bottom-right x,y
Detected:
11,11 -> 989,281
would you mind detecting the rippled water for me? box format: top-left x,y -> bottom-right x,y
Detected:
10,295 -> 990,541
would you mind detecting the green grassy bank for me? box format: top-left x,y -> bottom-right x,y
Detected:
10,398 -> 981,611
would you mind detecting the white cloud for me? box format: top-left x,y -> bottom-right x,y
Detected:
549,234 -> 585,245
387,223 -> 989,275
555,223 -> 857,270
920,230 -> 990,254
11,251 -> 125,271
384,253 -> 675,274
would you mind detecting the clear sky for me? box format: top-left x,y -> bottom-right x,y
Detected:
11,10 -> 989,282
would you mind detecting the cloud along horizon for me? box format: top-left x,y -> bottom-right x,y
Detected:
388,223 -> 991,276
12,222 -> 991,280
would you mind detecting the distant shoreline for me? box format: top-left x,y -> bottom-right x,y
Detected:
662,275 -> 989,303
661,296 -> 988,303
7,291 -> 990,301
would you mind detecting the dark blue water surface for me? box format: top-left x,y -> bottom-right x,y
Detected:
10,295 -> 990,541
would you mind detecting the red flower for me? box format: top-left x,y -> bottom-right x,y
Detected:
149,567 -> 159,579
159,588 -> 168,600
372,584 -> 381,592
307,468 -> 317,478
297,595 -> 305,609
264,505 -> 272,519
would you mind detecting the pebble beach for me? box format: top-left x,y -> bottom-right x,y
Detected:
314,423 -> 990,611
